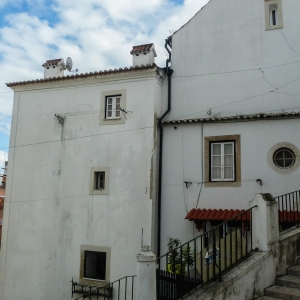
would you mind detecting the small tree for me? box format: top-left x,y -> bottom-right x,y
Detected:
167,238 -> 194,274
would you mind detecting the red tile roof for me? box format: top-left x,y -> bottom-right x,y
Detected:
0,197 -> 4,208
278,210 -> 300,223
130,43 -> 155,55
6,64 -> 158,87
185,208 -> 250,221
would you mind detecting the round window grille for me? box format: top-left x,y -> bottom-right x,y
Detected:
273,148 -> 296,169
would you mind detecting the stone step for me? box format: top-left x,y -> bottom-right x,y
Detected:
265,285 -> 300,300
277,275 -> 300,289
287,265 -> 300,277
255,297 -> 280,300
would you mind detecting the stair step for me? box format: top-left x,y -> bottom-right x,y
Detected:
265,285 -> 300,300
277,275 -> 300,288
255,297 -> 280,300
287,265 -> 300,277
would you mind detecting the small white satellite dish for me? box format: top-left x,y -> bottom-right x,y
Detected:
66,57 -> 73,72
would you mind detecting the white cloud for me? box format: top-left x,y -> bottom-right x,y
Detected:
0,0 -> 209,143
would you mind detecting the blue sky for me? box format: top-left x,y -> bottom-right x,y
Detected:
0,0 -> 209,169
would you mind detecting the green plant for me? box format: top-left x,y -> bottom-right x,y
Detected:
167,237 -> 194,272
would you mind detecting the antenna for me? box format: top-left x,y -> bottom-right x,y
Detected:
66,57 -> 78,73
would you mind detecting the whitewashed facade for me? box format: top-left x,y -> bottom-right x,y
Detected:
160,0 -> 300,254
0,58 -> 165,299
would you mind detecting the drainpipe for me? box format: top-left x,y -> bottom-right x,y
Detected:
157,37 -> 173,257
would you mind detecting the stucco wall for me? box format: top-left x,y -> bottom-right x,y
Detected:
160,0 -> 300,253
0,70 -> 163,300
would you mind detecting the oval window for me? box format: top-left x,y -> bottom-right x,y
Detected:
273,148 -> 296,169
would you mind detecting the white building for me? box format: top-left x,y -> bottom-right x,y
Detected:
160,0 -> 300,254
0,44 -> 165,300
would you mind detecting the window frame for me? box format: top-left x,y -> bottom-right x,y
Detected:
80,245 -> 111,287
273,147 -> 296,169
265,0 -> 283,30
210,141 -> 236,182
105,95 -> 122,120
204,135 -> 241,187
100,89 -> 126,125
267,142 -> 300,174
90,167 -> 110,195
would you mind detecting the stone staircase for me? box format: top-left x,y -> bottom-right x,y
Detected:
257,258 -> 300,300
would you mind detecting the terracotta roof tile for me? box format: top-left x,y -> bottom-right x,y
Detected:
42,58 -> 63,67
162,112 -> 300,124
185,208 -> 250,221
278,210 -> 300,223
130,43 -> 154,55
6,64 -> 158,87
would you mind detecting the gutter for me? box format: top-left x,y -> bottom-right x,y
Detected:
157,37 -> 173,257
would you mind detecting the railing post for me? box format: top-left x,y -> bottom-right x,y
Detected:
249,193 -> 279,251
136,245 -> 157,300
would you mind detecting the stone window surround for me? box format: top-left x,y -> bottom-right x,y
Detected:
89,167 -> 110,195
267,142 -> 300,174
100,89 -> 127,125
265,0 -> 283,30
80,245 -> 111,287
204,135 -> 241,187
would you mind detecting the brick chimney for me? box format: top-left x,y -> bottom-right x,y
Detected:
42,58 -> 66,79
130,43 -> 157,67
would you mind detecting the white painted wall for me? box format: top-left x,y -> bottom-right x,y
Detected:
0,70 -> 163,300
160,0 -> 300,254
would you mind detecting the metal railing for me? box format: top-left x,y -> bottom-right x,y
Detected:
275,190 -> 300,232
156,206 -> 257,300
71,275 -> 136,300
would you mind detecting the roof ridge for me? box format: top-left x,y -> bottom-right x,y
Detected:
6,63 -> 159,87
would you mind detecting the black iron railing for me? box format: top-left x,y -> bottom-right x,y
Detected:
156,206 -> 257,300
71,275 -> 136,300
275,190 -> 300,232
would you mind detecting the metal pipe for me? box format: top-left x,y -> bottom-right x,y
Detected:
157,37 -> 173,257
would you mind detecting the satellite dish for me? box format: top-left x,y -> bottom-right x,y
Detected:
66,57 -> 73,72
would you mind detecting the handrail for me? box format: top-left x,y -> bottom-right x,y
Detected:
275,190 -> 300,231
157,206 -> 256,261
156,206 -> 257,300
72,275 -> 137,300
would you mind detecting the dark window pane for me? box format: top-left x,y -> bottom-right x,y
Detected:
84,251 -> 106,280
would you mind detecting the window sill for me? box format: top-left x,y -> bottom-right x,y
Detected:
204,181 -> 241,188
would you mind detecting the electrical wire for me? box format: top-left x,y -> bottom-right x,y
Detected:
0,125 -> 154,151
281,30 -> 300,56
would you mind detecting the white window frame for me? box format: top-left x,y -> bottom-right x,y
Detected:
265,0 -> 283,30
210,142 -> 235,182
106,95 -> 121,120
90,167 -> 109,195
100,89 -> 126,125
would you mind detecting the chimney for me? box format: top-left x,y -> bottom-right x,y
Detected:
130,43 -> 157,67
42,58 -> 66,79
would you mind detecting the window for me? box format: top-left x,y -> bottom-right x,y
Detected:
204,135 -> 241,187
90,167 -> 109,195
265,0 -> 283,30
211,142 -> 235,181
94,172 -> 105,190
267,142 -> 300,174
84,251 -> 106,280
80,245 -> 111,286
273,148 -> 296,169
100,90 -> 126,125
269,4 -> 278,26
106,96 -> 121,119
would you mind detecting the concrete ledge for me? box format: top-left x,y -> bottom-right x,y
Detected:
186,251 -> 276,300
